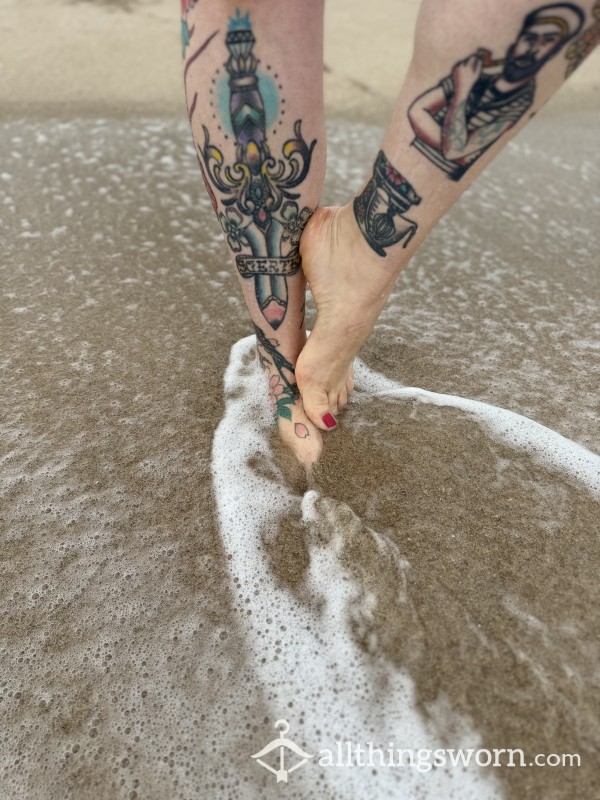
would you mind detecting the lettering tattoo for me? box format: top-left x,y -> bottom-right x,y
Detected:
408,3 -> 585,180
353,151 -> 421,257
197,11 -> 316,330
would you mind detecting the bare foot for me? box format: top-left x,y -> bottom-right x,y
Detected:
254,325 -> 323,465
276,394 -> 323,466
296,204 -> 409,430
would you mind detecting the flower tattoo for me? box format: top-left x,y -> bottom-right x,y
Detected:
218,208 -> 248,253
281,202 -> 313,249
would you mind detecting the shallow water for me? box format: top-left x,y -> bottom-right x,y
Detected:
1,115 -> 599,799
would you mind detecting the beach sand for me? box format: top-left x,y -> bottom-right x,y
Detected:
1,2 -> 599,799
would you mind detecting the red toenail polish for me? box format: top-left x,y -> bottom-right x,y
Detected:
322,413 -> 337,429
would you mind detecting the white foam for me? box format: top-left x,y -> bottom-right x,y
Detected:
354,360 -> 600,499
211,335 -> 504,798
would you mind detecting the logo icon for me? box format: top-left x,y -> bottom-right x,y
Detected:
250,719 -> 313,783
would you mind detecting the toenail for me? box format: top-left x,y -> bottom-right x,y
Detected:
322,413 -> 337,429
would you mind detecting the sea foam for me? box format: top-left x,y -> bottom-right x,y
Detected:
355,361 -> 600,500
211,335 -> 517,798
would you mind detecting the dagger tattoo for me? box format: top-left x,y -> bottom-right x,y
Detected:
200,11 -> 316,330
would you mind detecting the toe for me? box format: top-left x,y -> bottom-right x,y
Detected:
346,365 -> 355,397
301,384 -> 338,431
328,391 -> 339,416
338,387 -> 348,410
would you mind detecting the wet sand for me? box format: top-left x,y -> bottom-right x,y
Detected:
2,112 -> 599,799
1,1 -> 600,798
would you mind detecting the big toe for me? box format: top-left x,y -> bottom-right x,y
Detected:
300,384 -> 338,431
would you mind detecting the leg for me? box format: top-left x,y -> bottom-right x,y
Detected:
296,0 -> 598,430
181,0 -> 330,463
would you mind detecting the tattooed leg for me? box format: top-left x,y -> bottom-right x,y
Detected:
296,0 -> 598,431
181,0 -> 331,462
